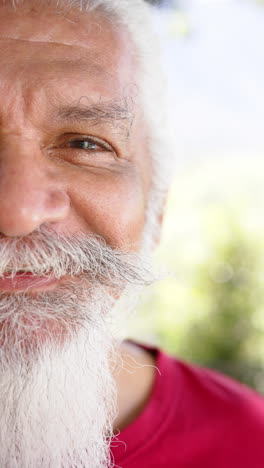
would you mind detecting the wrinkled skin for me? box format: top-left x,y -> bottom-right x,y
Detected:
0,3 -> 152,247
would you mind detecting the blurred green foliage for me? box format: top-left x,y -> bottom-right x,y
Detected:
158,225 -> 264,392
129,158 -> 264,394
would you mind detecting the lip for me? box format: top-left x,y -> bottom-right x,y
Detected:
0,272 -> 60,292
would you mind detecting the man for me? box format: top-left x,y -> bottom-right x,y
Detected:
0,1 -> 263,467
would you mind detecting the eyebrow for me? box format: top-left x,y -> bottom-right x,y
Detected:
55,99 -> 134,131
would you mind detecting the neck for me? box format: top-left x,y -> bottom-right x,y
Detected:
113,340 -> 157,433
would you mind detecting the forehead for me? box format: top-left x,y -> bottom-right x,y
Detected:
0,5 -> 138,109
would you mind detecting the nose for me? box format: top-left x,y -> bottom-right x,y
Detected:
0,143 -> 70,237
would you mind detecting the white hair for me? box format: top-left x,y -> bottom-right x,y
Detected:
6,0 -> 174,251
0,226 -> 155,467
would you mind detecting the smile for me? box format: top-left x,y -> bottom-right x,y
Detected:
0,272 -> 60,292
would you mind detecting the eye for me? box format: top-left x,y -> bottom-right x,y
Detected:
50,134 -> 118,166
66,138 -> 104,151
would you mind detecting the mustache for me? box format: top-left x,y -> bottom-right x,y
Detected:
0,226 -> 154,288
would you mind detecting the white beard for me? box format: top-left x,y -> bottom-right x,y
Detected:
0,285 -> 119,468
0,228 -> 153,468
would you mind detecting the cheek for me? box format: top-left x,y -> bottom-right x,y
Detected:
69,168 -> 146,250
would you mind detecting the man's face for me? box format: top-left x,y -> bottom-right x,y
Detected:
0,4 -> 151,248
0,3 -> 152,343
0,5 -> 153,467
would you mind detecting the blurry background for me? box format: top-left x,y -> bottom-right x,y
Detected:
128,0 -> 264,393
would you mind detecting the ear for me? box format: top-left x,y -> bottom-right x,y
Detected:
151,194 -> 168,250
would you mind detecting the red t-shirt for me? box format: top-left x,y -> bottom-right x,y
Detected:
111,343 -> 264,468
